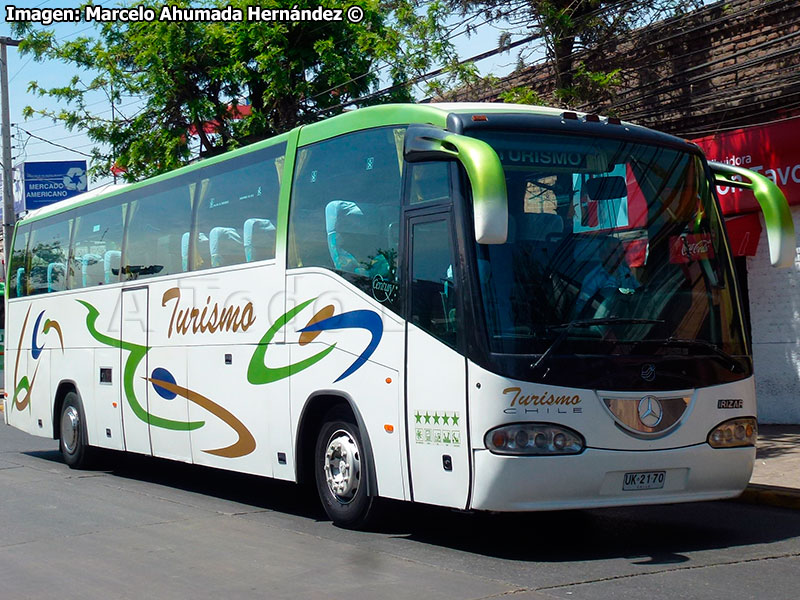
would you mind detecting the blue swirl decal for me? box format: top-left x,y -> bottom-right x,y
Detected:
31,311 -> 46,359
298,310 -> 383,382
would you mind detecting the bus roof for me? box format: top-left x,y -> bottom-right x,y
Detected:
16,102 -> 634,225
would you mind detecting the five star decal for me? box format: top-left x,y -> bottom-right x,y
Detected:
413,410 -> 462,447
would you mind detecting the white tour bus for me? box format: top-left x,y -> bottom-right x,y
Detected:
4,103 -> 793,527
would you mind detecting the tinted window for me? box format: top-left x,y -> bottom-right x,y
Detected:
410,218 -> 458,347
408,162 -> 451,204
8,224 -> 30,298
289,127 -> 405,306
28,216 -> 72,296
70,203 -> 125,289
192,145 -> 284,270
124,185 -> 192,281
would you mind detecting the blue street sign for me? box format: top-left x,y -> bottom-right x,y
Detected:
23,161 -> 88,211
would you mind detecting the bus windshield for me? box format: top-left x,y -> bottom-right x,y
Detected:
469,130 -> 747,363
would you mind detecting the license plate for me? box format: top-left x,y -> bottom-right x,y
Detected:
623,470 -> 666,491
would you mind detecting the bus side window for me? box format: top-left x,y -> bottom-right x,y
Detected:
8,225 -> 30,298
289,127 -> 405,309
124,186 -> 191,281
193,144 -> 284,271
69,203 -> 125,289
408,162 -> 451,205
28,217 -> 71,296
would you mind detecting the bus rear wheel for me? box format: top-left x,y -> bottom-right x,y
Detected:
314,409 -> 376,528
59,391 -> 94,469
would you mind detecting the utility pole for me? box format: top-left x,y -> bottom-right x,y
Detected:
0,36 -> 20,270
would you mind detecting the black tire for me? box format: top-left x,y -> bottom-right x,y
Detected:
314,408 -> 377,528
59,391 -> 95,469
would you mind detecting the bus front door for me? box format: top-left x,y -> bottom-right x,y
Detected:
405,210 -> 470,509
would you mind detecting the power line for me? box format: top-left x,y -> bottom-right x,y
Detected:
16,127 -> 93,158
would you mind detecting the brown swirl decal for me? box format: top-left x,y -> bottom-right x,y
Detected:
146,376 -> 256,458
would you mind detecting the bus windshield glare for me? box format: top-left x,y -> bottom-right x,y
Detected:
469,131 -> 747,361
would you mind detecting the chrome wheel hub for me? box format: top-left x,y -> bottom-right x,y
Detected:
323,430 -> 361,503
61,405 -> 80,454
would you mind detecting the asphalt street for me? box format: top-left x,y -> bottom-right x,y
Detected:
2,423 -> 799,600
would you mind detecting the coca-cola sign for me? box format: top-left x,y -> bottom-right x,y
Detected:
669,233 -> 715,263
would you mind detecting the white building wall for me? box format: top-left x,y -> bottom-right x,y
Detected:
746,204 -> 800,424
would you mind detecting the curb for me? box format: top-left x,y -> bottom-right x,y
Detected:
735,484 -> 800,510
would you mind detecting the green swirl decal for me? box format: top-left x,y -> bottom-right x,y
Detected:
79,300 -> 204,432
247,298 -> 336,385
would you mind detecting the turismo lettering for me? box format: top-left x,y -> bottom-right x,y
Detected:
162,287 -> 256,338
503,386 -> 582,414
496,150 -> 585,168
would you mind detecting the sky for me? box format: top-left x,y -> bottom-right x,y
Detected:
1,0 -> 530,197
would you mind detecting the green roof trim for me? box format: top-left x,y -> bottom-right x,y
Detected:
297,104 -> 449,147
19,132 -> 290,225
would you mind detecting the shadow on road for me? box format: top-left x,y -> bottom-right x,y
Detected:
26,446 -> 800,564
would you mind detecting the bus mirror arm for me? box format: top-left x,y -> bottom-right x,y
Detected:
709,160 -> 795,268
405,125 -> 508,244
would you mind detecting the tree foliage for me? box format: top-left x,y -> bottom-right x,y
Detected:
446,0 -> 703,107
15,0 -> 461,180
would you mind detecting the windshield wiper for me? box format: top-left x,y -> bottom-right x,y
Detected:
654,337 -> 744,373
548,318 -> 665,330
531,318 -> 665,378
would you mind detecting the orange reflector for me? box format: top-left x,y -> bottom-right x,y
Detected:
385,377 -> 392,384
472,114 -> 488,121
112,402 -> 118,408
384,424 -> 394,433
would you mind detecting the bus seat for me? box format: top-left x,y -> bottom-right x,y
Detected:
104,251 -> 121,284
325,200 -> 364,273
209,227 -> 243,267
47,262 -> 67,293
81,254 -> 104,287
325,200 -> 390,276
181,231 -> 210,271
243,218 -> 276,262
15,267 -> 25,297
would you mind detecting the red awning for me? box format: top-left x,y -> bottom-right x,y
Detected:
724,212 -> 762,256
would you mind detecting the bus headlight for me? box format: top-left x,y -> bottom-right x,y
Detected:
707,417 -> 757,448
485,423 -> 584,455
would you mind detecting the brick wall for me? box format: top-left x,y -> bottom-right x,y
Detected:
456,0 -> 800,137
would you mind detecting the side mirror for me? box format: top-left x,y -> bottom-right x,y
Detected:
709,161 -> 795,268
405,126 -> 507,244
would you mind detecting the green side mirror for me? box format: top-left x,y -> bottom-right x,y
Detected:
709,160 -> 795,268
405,126 -> 508,244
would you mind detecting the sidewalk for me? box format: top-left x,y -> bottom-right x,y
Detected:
739,425 -> 800,509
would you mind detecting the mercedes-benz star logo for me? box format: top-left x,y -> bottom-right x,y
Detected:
638,395 -> 663,428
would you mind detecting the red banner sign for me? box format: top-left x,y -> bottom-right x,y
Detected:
692,115 -> 800,215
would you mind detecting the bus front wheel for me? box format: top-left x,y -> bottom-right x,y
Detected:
314,408 -> 376,528
59,391 -> 94,469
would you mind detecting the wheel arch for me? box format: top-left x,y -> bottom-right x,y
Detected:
295,390 -> 379,497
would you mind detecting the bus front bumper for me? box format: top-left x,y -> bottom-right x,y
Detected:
470,444 -> 755,512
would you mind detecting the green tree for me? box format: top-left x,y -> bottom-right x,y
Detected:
446,0 -> 702,107
15,0 -> 461,180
